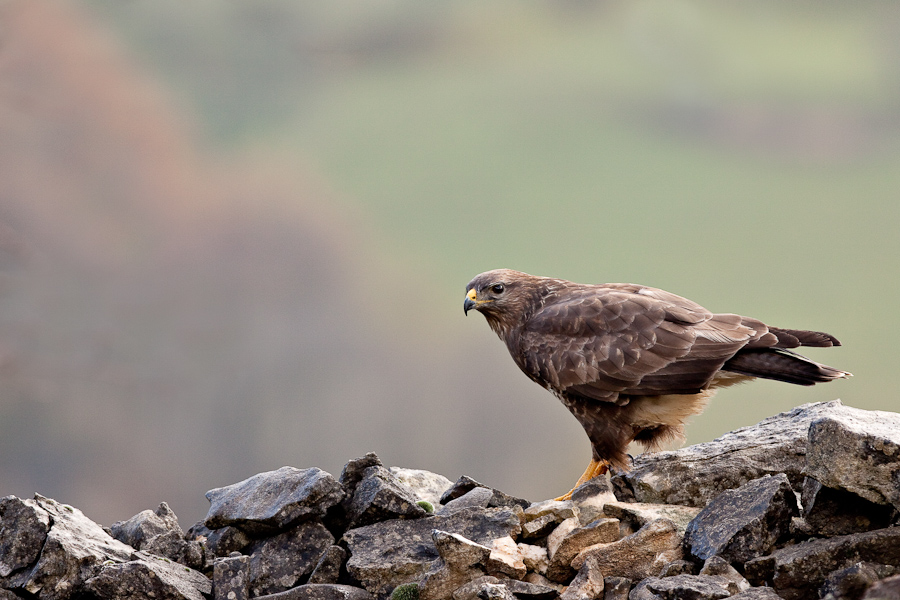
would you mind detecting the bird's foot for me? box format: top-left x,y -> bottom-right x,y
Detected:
553,458 -> 610,501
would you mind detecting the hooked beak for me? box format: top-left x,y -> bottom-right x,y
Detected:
463,288 -> 477,315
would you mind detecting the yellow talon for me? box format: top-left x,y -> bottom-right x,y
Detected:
554,458 -> 609,501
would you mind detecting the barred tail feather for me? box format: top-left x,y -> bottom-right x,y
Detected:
722,348 -> 851,386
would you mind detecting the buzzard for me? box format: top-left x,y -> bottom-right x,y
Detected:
464,269 -> 850,499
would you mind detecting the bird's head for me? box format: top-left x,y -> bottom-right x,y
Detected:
464,269 -> 544,336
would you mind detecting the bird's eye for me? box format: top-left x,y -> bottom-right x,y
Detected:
491,283 -> 505,294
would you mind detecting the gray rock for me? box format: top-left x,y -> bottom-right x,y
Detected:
614,401 -> 843,507
603,577 -> 631,600
205,466 -> 344,534
801,478 -> 895,537
571,475 -> 617,525
658,561 -> 695,577
524,500 -> 578,524
477,583 -> 516,600
629,575 -> 730,600
0,590 -> 19,600
84,556 -> 211,600
310,545 -> 349,584
341,454 -> 386,496
503,579 -> 558,600
3,494 -> 134,599
699,556 -> 751,595
761,526 -> 900,600
344,506 -> 522,599
820,562 -> 900,600
247,519 -> 335,596
0,495 -> 50,578
684,473 -> 799,564
862,574 -> 900,600
198,523 -> 252,558
391,468 -> 454,507
602,502 -> 700,539
214,554 -> 251,600
346,465 -> 428,528
256,584 -> 375,600
729,588 -> 783,600
560,555 -> 604,600
452,576 -> 500,600
418,531 -> 491,600
109,501 -> 182,549
805,403 -> 900,511
440,476 -> 530,510
440,488 -> 495,515
546,518 -> 620,582
521,514 -> 559,539
143,529 -> 205,570
572,519 -> 683,581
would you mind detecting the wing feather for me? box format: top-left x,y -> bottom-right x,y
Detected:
514,284 -> 757,402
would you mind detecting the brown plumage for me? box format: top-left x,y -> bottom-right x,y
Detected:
464,269 -> 850,497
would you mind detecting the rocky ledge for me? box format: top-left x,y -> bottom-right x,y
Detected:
2,400 -> 899,600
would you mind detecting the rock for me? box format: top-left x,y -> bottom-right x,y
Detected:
247,520 -> 335,596
0,495 -> 51,578
522,573 -> 564,593
214,554 -> 251,600
440,476 -> 530,510
699,556 -> 751,595
613,401 -> 843,507
521,514 -> 559,539
341,454 -> 386,494
109,501 -> 182,549
560,555 -> 604,600
205,466 -> 344,534
485,536 -> 526,579
729,589 -> 783,600
683,473 -> 799,564
198,523 -> 252,557
255,584 -> 375,600
602,502 -> 700,538
805,403 -> 900,511
2,494 -> 134,599
391,468 -> 454,507
503,579 -> 559,600
546,518 -> 620,582
761,526 -> 900,600
820,562 -> 900,600
524,500 -> 578,524
418,531 -> 491,600
658,560 -> 695,577
572,518 -> 682,581
84,556 -> 211,600
440,488 -> 495,515
477,583 -> 517,600
603,577 -> 631,600
516,543 -> 549,575
142,529 -> 205,570
801,477 -> 896,537
344,506 -> 522,599
346,465 -> 428,528
629,575 -> 731,600
571,475 -> 617,525
862,574 -> 900,600
451,576 -> 500,600
310,545 -> 349,584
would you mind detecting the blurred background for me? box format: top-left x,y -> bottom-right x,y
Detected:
1,0 -> 898,528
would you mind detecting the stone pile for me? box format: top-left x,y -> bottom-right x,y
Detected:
1,400 -> 898,600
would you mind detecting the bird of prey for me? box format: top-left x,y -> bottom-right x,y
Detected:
464,269 -> 850,499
